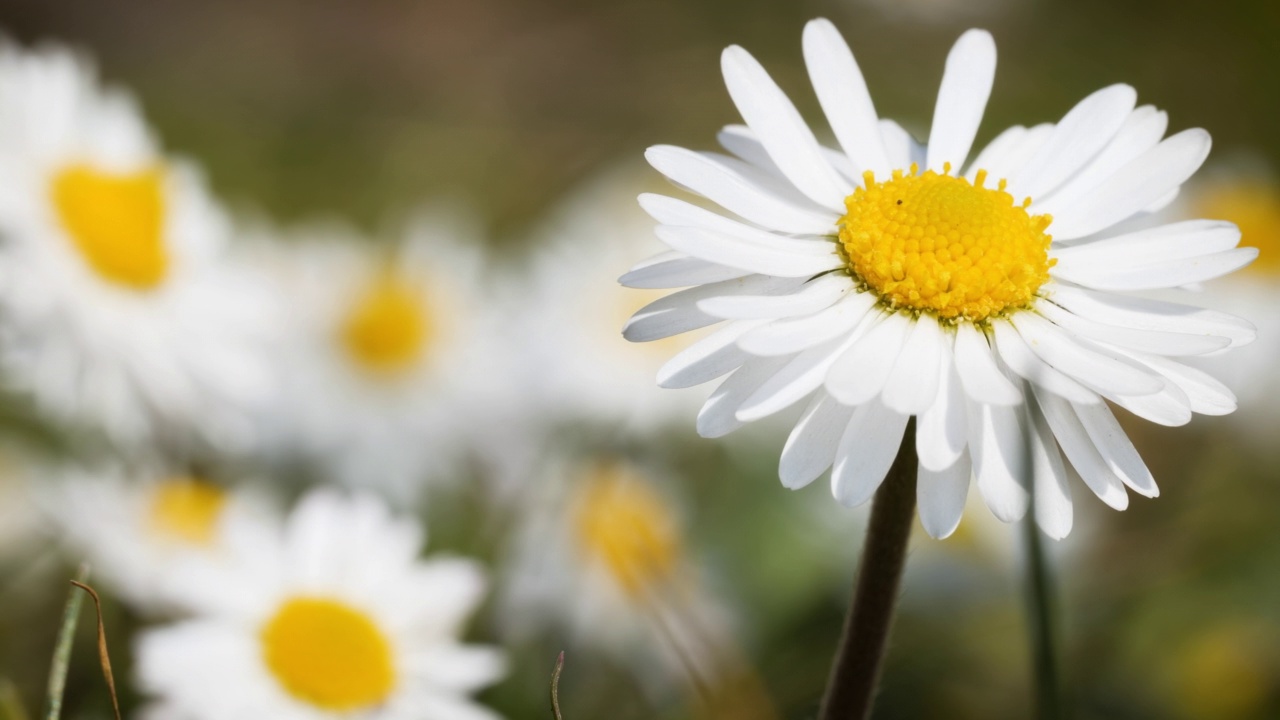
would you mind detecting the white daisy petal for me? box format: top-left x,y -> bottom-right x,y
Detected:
1008,312 -> 1164,396
1072,400 -> 1158,497
1032,385 -> 1129,510
717,125 -> 857,185
1102,378 -> 1192,427
645,146 -> 836,235
802,18 -> 891,178
965,398 -> 1030,523
697,272 -> 850,320
916,343 -> 967,471
916,451 -> 971,539
1010,84 -> 1136,201
964,125 -> 1026,180
721,45 -> 851,209
655,225 -> 842,278
991,320 -> 1099,404
1026,394 -> 1073,539
1034,298 -> 1229,357
737,333 -> 858,421
1045,283 -> 1256,348
639,192 -> 836,250
953,322 -> 1022,405
927,29 -> 997,173
1116,351 -> 1236,415
657,320 -> 766,389
716,124 -> 781,172
780,392 -> 855,489
622,297 -> 719,344
737,290 -> 876,356
824,311 -> 913,406
696,357 -> 792,438
1048,128 -> 1213,240
970,123 -> 1055,183
619,251 -> 750,289
831,400 -> 910,507
1052,248 -> 1258,292
1034,105 -> 1167,213
623,274 -> 799,342
1051,220 -> 1240,274
878,119 -> 926,170
416,693 -> 505,720
1145,186 -> 1181,214
881,315 -> 945,415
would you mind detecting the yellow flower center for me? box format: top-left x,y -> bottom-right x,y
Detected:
573,463 -> 681,598
51,164 -> 169,289
839,165 -> 1054,321
339,272 -> 431,375
147,478 -> 227,546
261,597 -> 396,711
1195,180 -> 1277,275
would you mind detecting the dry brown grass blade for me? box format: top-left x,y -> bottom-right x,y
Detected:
549,651 -> 565,720
68,582 -> 120,720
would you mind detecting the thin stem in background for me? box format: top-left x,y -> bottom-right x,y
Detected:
43,564 -> 89,720
818,419 -> 918,720
549,651 -> 565,720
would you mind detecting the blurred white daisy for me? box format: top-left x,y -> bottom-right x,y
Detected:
624,19 -> 1257,540
508,168 -> 710,430
501,455 -> 733,695
254,215 -> 504,498
136,489 -> 505,720
1169,171 -> 1280,435
48,469 -> 270,612
0,43 -> 276,452
0,447 -> 42,554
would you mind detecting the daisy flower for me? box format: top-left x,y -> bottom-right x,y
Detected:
509,167 -> 711,430
0,42 -> 276,452
623,19 -> 1257,540
136,489 -> 505,720
501,455 -> 732,694
47,469 -> 270,612
255,214 -> 503,498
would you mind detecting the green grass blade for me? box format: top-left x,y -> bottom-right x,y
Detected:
43,564 -> 89,720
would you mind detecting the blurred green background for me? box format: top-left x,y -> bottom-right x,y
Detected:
0,0 -> 1277,719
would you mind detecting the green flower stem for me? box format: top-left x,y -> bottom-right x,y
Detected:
818,420 -> 918,720
1024,515 -> 1063,720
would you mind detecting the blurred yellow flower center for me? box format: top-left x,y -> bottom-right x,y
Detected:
839,165 -> 1054,321
1171,624 -> 1270,720
574,464 -> 680,597
261,597 -> 396,711
147,479 -> 227,546
1196,181 -> 1277,275
340,273 -> 431,374
51,164 -> 169,289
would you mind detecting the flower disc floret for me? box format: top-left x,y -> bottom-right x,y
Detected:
838,165 -> 1055,321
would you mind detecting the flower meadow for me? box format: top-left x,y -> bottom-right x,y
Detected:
0,2 -> 1277,720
